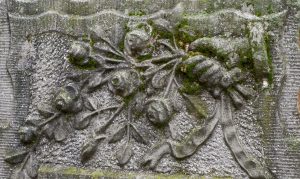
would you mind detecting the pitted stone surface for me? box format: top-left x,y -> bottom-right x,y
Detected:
0,1 -> 299,179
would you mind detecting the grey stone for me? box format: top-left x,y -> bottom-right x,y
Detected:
0,0 -> 299,179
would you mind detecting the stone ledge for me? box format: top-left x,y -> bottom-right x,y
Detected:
38,166 -> 232,179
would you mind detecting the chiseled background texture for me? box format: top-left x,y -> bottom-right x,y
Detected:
0,0 -> 299,178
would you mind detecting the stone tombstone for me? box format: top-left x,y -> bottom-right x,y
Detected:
0,0 -> 299,178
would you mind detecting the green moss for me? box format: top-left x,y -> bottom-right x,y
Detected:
236,29 -> 257,80
105,51 -> 124,60
196,0 -> 215,13
38,166 -> 55,173
68,16 -> 78,29
137,53 -> 153,61
118,40 -> 125,51
175,18 -> 188,31
81,34 -> 89,41
150,18 -> 198,49
148,20 -> 173,40
180,60 -> 198,81
68,55 -> 99,70
267,4 -> 275,14
196,45 -> 227,62
89,38 -> 95,47
39,165 -> 232,179
149,18 -> 197,49
180,79 -> 201,95
179,60 -> 212,97
298,29 -> 300,48
257,90 -> 274,144
63,167 -> 80,175
118,24 -> 131,52
185,94 -> 208,119
248,32 -> 274,84
90,170 -> 106,179
155,29 -> 174,40
237,49 -> 254,73
128,10 -> 146,16
42,166 -> 89,176
174,19 -> 198,45
264,34 -> 273,85
187,51 -> 201,58
286,137 -> 300,151
255,11 -> 262,17
124,23 -> 131,33
123,93 -> 136,106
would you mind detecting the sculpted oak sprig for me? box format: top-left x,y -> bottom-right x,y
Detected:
7,4 -> 286,179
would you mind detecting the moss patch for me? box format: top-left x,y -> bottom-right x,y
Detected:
128,10 -> 146,16
286,137 -> 300,151
257,90 -> 274,145
180,79 -> 201,95
174,19 -> 198,46
38,165 -> 232,179
68,55 -> 99,70
137,53 -> 153,61
184,94 -> 208,119
123,93 -> 135,106
264,34 -> 273,85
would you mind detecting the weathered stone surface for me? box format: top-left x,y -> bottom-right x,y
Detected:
38,166 -> 233,179
0,0 -> 299,179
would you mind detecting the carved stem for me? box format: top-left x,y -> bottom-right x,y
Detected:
90,54 -> 126,64
143,58 -> 178,77
95,102 -> 125,134
173,77 -> 181,88
142,54 -> 183,64
104,57 -> 127,63
157,40 -> 177,53
82,106 -> 120,121
98,36 -> 126,60
92,46 -> 125,59
220,94 -> 270,179
172,34 -> 179,50
20,153 -> 30,170
163,59 -> 180,97
103,65 -> 131,70
95,134 -> 106,142
37,113 -> 61,128
127,105 -> 133,142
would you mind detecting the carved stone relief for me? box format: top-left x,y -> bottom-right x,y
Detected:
0,0 -> 299,179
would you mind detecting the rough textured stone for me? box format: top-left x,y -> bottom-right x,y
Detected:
0,1 -> 299,179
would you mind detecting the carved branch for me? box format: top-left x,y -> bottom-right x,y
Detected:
95,102 -> 125,134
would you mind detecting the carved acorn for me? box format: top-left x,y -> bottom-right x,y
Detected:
19,126 -> 37,144
108,70 -> 140,97
68,41 -> 90,66
54,83 -> 83,113
146,98 -> 173,126
124,23 -> 152,56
